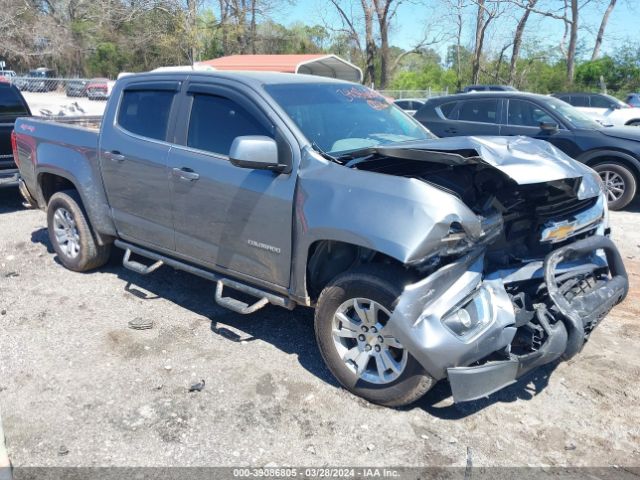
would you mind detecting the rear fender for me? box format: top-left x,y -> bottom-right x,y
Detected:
36,142 -> 116,238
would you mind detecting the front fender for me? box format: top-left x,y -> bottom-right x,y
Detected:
290,153 -> 482,299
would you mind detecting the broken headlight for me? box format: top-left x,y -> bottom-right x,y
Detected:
441,287 -> 494,338
439,223 -> 474,256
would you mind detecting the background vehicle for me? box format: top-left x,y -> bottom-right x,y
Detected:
12,72 -> 626,407
625,93 -> 640,108
86,78 -> 110,100
552,92 -> 640,127
415,91 -> 640,210
393,98 -> 425,116
0,70 -> 17,82
0,82 -> 31,186
460,85 -> 517,93
66,79 -> 89,97
20,68 -> 59,92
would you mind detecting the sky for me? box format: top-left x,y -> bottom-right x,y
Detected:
283,0 -> 638,61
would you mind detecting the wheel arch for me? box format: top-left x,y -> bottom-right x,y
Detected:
577,149 -> 640,180
37,169 -> 115,245
303,239 -> 414,305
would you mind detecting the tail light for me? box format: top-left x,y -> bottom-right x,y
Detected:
10,130 -> 19,167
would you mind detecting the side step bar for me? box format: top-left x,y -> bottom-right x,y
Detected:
123,248 -> 163,275
215,281 -> 269,314
115,240 -> 295,314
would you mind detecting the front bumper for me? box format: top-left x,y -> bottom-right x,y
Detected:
386,235 -> 628,403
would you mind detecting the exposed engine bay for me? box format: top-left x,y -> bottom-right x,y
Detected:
350,149 -> 601,268
344,144 -> 628,402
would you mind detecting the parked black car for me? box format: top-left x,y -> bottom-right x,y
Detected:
551,92 -> 623,109
20,68 -> 58,92
415,91 -> 640,210
65,79 -> 88,97
0,82 -> 31,186
460,85 -> 517,93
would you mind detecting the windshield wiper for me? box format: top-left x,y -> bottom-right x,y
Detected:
311,142 -> 345,165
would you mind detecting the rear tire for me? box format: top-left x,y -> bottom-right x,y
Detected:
592,162 -> 637,210
314,264 -> 435,407
46,190 -> 111,272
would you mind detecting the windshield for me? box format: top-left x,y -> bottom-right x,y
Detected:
601,94 -> 628,108
265,83 -> 435,154
544,96 -> 601,129
29,70 -> 54,78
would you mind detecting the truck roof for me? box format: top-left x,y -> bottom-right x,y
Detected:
121,70 -> 357,88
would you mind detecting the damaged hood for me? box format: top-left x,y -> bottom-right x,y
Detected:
371,136 -> 593,185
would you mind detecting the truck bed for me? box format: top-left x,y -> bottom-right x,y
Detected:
29,115 -> 103,132
13,115 -> 103,202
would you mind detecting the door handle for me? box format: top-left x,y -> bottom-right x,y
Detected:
444,128 -> 458,134
172,167 -> 200,181
105,150 -> 125,162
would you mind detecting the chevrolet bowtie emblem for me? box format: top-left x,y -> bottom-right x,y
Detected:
542,223 -> 576,242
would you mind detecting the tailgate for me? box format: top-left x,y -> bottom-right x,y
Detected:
0,122 -> 16,170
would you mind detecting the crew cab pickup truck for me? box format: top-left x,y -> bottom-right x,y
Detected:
13,71 -> 628,407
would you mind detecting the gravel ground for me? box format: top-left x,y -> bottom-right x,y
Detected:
0,184 -> 639,469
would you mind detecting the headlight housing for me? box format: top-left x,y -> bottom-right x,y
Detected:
578,170 -> 605,200
441,286 -> 494,338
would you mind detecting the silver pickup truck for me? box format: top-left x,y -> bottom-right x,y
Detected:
13,71 -> 628,407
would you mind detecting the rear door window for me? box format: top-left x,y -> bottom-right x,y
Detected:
438,101 -> 458,119
507,99 -> 555,127
457,99 -> 498,123
0,86 -> 28,117
117,89 -> 176,141
187,93 -> 271,156
571,95 -> 589,107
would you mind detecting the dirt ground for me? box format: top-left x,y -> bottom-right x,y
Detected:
0,184 -> 639,469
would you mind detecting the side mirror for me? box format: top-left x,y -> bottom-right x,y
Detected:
229,136 -> 285,172
609,103 -> 621,110
540,122 -> 559,132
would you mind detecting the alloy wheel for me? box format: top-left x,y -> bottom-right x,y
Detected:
331,298 -> 408,384
52,207 -> 81,259
599,170 -> 626,203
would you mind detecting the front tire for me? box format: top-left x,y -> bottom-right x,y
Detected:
46,190 -> 111,272
314,265 -> 435,407
592,162 -> 637,210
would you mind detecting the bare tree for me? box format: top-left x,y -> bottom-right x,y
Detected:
372,0 -> 403,88
591,0 -> 616,60
509,0 -> 590,84
328,0 -> 377,85
470,0 -> 502,84
566,0 -> 578,83
508,0 -> 537,85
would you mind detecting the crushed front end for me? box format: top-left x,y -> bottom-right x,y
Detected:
349,138 -> 629,402
375,161 -> 627,402
387,230 -> 628,402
